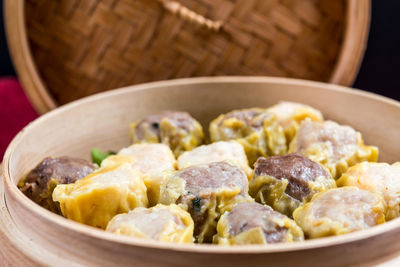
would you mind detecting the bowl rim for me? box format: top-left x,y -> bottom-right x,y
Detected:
3,76 -> 400,254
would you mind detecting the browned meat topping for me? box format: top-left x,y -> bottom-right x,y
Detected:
254,153 -> 329,201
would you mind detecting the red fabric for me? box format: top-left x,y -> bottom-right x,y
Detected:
0,77 -> 38,159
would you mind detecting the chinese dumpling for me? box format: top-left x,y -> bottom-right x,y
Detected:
130,111 -> 205,156
177,141 -> 252,180
267,102 -> 323,144
209,108 -> 286,165
293,187 -> 386,238
337,162 -> 400,220
249,153 -> 336,216
160,161 -> 252,243
113,143 -> 176,205
214,202 -> 304,245
18,156 -> 96,214
52,155 -> 148,229
106,204 -> 194,243
289,120 -> 378,179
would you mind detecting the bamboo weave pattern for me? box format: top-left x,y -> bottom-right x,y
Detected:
26,0 -> 346,104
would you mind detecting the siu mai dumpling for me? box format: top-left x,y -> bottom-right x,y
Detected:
177,141 -> 252,180
293,187 -> 385,238
267,102 -> 323,144
106,204 -> 194,243
214,202 -> 304,245
289,120 -> 378,179
130,111 -> 205,156
160,161 -> 252,243
249,153 -> 336,217
209,108 -> 286,165
18,156 -> 96,214
52,155 -> 148,229
337,162 -> 400,220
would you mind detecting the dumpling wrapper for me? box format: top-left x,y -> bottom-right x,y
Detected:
337,162 -> 400,220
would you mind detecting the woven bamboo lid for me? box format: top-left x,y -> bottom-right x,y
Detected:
5,0 -> 370,114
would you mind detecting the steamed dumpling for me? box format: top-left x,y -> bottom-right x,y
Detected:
160,161 -> 252,243
267,101 -> 323,144
293,187 -> 385,238
289,120 -> 378,179
18,156 -> 96,214
130,111 -> 205,156
209,108 -> 286,165
214,202 -> 304,245
337,162 -> 400,220
250,153 -> 336,217
106,204 -> 194,243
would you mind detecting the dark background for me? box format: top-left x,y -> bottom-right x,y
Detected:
1,1 -> 399,100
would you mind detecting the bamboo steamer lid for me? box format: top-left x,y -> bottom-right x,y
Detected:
5,0 -> 370,114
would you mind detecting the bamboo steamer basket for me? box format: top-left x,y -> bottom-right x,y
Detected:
2,77 -> 400,266
5,0 -> 370,114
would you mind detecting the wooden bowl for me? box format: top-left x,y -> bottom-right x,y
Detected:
2,77 -> 400,266
5,0 -> 370,114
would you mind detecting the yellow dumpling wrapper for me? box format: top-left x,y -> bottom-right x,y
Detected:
130,111 -> 205,156
267,101 -> 323,144
106,204 -> 194,243
289,120 -> 378,179
337,162 -> 400,220
209,108 -> 286,165
53,155 -> 148,229
177,141 -> 253,180
214,202 -> 304,245
105,143 -> 176,206
293,187 -> 386,238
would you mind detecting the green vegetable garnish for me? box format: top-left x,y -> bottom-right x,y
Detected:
239,222 -> 248,232
192,196 -> 201,212
91,148 -> 115,166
